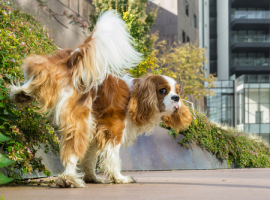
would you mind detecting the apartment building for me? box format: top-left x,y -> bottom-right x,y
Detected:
200,0 -> 270,143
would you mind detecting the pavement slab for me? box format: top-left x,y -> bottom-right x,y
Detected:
0,168 -> 270,200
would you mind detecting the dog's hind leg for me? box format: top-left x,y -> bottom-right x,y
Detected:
55,92 -> 95,188
81,140 -> 104,183
99,143 -> 136,184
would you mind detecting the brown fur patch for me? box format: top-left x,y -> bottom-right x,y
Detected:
93,75 -> 130,150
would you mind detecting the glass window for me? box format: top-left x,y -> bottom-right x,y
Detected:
238,105 -> 244,125
244,124 -> 249,133
261,133 -> 270,144
260,124 -> 270,134
249,75 -> 258,83
260,89 -> 270,103
182,30 -> 186,43
185,1 -> 189,16
187,36 -> 190,43
249,103 -> 259,123
249,124 -> 259,134
245,104 -> 249,123
259,75 -> 269,83
194,14 -> 197,28
260,104 -> 270,123
237,91 -> 244,106
249,89 -> 259,103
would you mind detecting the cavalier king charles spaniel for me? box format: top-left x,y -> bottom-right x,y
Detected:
9,10 -> 192,188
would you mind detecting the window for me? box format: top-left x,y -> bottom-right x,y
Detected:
187,36 -> 190,43
182,31 -> 186,43
185,1 -> 189,16
194,14 -> 197,28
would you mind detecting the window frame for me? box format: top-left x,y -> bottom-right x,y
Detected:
185,1 -> 189,16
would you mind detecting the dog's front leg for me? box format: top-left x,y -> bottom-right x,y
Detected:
100,143 -> 136,184
55,154 -> 86,188
81,140 -> 104,184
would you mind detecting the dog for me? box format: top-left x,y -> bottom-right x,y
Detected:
9,10 -> 192,188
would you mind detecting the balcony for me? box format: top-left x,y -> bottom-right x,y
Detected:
233,58 -> 270,67
231,11 -> 270,21
231,58 -> 270,75
231,11 -> 270,29
231,34 -> 270,51
232,34 -> 270,43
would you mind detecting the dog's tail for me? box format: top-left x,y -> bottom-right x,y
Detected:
67,10 -> 142,93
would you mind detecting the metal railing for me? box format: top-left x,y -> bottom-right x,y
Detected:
231,11 -> 270,21
233,58 -> 270,66
232,35 -> 270,43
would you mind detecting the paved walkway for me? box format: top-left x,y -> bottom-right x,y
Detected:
1,169 -> 270,200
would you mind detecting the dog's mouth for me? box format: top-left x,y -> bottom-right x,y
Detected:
173,105 -> 179,113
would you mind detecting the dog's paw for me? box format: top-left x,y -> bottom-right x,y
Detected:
56,174 -> 86,188
113,175 -> 136,184
84,175 -> 105,184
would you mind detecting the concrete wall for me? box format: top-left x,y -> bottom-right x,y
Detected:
217,0 -> 229,80
12,0 -> 94,49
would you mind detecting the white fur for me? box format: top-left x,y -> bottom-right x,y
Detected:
86,10 -> 142,89
122,74 -> 134,92
9,76 -> 34,104
63,155 -> 79,175
55,155 -> 86,188
53,87 -> 73,126
99,143 -> 135,183
162,75 -> 181,111
71,48 -> 81,55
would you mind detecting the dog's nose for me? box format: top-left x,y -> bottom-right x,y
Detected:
171,95 -> 180,102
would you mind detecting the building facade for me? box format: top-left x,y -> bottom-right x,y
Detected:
200,0 -> 270,144
148,0 -> 199,45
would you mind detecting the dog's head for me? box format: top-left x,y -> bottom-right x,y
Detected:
128,74 -> 192,130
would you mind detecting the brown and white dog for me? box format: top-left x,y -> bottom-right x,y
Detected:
9,11 -> 192,188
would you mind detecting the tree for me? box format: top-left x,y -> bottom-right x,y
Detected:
89,0 -> 158,77
149,41 -> 216,99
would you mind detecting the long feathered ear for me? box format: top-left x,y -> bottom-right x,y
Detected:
162,98 -> 193,131
128,76 -> 159,126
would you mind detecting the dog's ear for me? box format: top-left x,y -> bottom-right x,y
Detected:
162,98 -> 192,131
128,76 -> 159,126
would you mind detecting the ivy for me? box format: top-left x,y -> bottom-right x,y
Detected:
162,110 -> 270,168
0,2 -> 59,181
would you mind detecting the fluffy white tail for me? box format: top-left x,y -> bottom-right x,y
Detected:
69,10 -> 142,93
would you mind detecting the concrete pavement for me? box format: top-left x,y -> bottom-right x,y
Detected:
0,169 -> 270,200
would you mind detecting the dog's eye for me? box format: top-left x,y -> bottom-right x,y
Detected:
159,88 -> 167,95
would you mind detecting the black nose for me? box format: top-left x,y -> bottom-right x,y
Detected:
171,95 -> 180,102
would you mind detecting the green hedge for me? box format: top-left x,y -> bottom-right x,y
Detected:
162,110 -> 270,168
0,2 -> 59,181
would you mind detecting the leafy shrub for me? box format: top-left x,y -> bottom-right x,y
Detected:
162,110 -> 270,168
0,2 -> 59,180
0,133 -> 14,184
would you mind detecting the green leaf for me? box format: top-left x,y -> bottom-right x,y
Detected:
0,154 -> 14,168
0,173 -> 13,185
0,133 -> 10,142
0,103 -> 5,108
